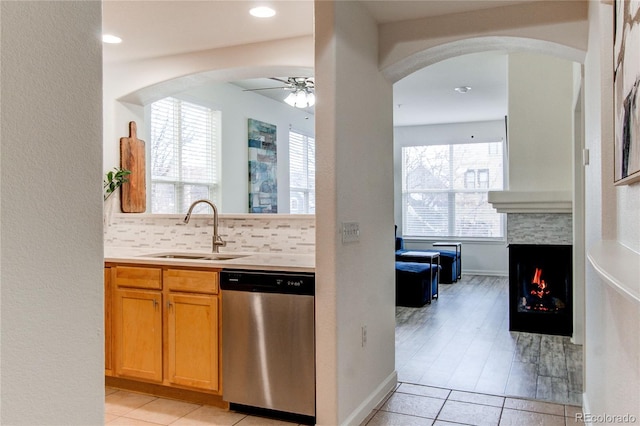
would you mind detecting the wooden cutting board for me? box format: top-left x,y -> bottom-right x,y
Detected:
120,121 -> 146,213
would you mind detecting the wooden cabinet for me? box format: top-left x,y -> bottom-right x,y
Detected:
167,292 -> 219,391
113,265 -> 162,289
114,288 -> 163,382
164,268 -> 219,293
108,264 -> 221,394
165,269 -> 220,391
105,267 -> 113,376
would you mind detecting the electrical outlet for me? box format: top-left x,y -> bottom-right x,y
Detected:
362,325 -> 367,347
342,222 -> 360,243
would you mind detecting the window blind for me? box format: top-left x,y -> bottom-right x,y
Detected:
289,129 -> 315,214
402,142 -> 504,239
150,97 -> 220,214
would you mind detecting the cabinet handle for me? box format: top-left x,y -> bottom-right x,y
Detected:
167,301 -> 172,309
153,299 -> 158,309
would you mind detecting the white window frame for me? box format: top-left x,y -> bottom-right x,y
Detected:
401,141 -> 506,240
288,128 -> 315,214
147,97 -> 221,214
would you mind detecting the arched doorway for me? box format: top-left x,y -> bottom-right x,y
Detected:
387,38 -> 585,406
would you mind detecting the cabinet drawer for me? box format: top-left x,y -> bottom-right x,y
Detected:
113,266 -> 162,290
165,269 -> 219,294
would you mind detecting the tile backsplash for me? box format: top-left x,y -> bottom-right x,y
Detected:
104,214 -> 316,253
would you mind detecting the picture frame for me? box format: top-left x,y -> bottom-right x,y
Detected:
248,118 -> 278,213
613,0 -> 640,185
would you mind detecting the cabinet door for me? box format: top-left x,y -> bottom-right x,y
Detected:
167,293 -> 219,391
105,267 -> 113,376
114,288 -> 163,382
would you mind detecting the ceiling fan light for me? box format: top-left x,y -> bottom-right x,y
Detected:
306,92 -> 315,107
295,90 -> 308,106
284,92 -> 297,107
283,82 -> 315,108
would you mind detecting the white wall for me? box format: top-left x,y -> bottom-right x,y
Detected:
394,120 -> 509,275
0,2 -> 104,424
176,82 -> 314,213
315,1 -> 396,424
508,53 -> 575,193
583,1 -> 640,418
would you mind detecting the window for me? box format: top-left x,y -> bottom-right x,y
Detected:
289,129 -> 315,214
402,142 -> 504,239
464,170 -> 476,188
149,98 -> 220,214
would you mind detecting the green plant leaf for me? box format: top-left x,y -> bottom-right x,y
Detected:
103,167 -> 132,202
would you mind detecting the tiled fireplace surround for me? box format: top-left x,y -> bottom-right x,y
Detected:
507,213 -> 572,246
104,213 -> 316,253
507,213 -> 573,337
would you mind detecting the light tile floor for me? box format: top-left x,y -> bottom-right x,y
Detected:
105,387 -> 300,425
364,383 -> 584,426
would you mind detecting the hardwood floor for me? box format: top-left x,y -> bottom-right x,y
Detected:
395,275 -> 583,406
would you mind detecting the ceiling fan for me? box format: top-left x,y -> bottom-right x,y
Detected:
243,77 -> 315,108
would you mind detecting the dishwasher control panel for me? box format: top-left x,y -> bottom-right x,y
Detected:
220,270 -> 315,296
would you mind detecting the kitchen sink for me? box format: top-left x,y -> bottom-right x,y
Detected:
205,254 -> 249,261
140,252 -> 248,261
150,254 -> 209,260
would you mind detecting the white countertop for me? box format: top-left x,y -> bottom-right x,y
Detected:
104,247 -> 315,273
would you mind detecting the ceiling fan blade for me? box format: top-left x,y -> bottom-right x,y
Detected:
269,77 -> 291,85
242,86 -> 289,92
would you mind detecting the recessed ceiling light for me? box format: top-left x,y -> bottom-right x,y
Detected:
102,34 -> 122,44
249,6 -> 276,18
454,86 -> 472,93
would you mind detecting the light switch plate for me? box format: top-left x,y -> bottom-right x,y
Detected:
341,222 -> 360,243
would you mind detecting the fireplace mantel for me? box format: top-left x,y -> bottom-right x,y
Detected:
488,190 -> 572,213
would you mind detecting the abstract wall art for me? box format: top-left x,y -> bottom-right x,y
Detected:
614,0 -> 640,184
248,118 -> 278,212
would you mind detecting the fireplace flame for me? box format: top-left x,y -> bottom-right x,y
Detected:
530,267 -> 551,299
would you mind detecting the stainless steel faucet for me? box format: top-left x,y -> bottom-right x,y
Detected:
183,199 -> 226,253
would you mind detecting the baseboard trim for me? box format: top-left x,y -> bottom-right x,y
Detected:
582,392 -> 592,426
340,370 -> 397,426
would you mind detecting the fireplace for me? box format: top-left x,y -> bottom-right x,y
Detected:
509,244 -> 572,336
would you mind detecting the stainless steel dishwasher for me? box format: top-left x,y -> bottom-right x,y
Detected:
220,269 -> 315,423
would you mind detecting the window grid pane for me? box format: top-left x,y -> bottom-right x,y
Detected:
150,97 -> 220,213
289,129 -> 315,214
402,142 -> 504,239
